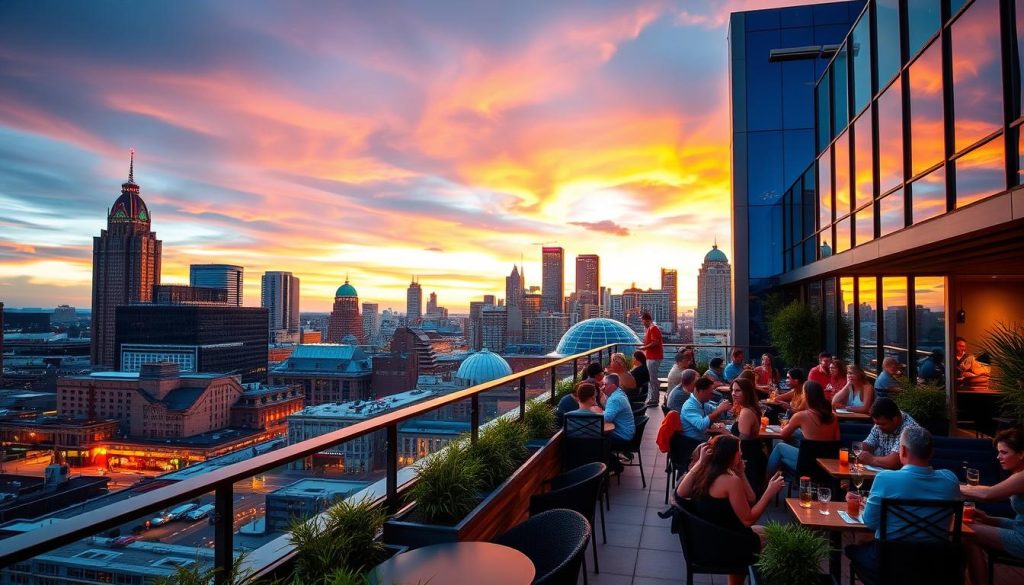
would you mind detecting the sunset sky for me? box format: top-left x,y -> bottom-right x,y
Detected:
0,1 -> 821,313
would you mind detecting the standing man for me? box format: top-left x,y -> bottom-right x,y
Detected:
640,311 -> 663,407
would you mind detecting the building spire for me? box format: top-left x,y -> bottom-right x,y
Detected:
713,234 -> 718,249
128,148 -> 135,183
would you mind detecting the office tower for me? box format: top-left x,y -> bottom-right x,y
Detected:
575,254 -> 600,306
480,305 -> 507,352
91,152 -> 162,368
327,279 -> 362,343
361,303 -> 380,344
520,293 -> 542,344
426,292 -> 438,315
729,2 -> 863,348
262,271 -> 301,343
190,264 -> 243,307
153,284 -> 228,305
694,244 -> 732,363
541,246 -> 564,313
115,304 -> 268,382
505,265 -> 524,308
622,286 -> 671,333
482,294 -> 496,305
661,268 -> 678,334
406,279 -> 423,325
52,305 -> 77,324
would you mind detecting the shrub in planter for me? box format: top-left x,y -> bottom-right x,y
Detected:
554,376 -> 576,401
893,379 -> 949,434
153,553 -> 252,585
755,522 -> 830,585
982,321 -> 1024,424
289,496 -> 388,583
523,400 -> 557,441
405,440 -> 484,524
768,301 -> 822,368
469,417 -> 529,488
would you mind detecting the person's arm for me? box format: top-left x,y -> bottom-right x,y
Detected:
603,395 -> 623,423
861,474 -> 887,530
850,384 -> 874,414
961,471 -> 1024,502
731,460 -> 756,504
739,409 -> 759,439
779,411 -> 804,440
831,383 -> 851,407
727,471 -> 785,526
708,400 -> 732,422
775,388 -> 794,403
858,448 -> 900,469
681,402 -> 711,433
676,443 -> 711,498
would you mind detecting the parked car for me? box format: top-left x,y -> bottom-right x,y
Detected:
167,503 -> 198,521
185,504 -> 215,522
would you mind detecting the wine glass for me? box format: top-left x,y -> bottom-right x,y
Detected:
851,468 -> 865,491
851,441 -> 864,468
817,486 -> 832,515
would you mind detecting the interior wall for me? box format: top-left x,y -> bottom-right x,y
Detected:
954,278 -> 1024,362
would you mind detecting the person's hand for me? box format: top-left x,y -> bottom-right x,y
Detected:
695,442 -> 712,466
715,400 -> 732,414
973,509 -> 991,524
732,458 -> 747,475
858,451 -> 874,465
764,471 -> 785,496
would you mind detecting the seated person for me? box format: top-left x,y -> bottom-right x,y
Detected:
735,369 -> 762,398
600,373 -> 635,451
704,357 -> 726,384
728,378 -> 761,440
579,362 -> 605,406
824,359 -> 845,401
916,349 -> 944,386
766,381 -> 839,475
754,353 -> 780,392
666,350 -> 688,391
775,368 -> 807,412
831,364 -> 875,415
629,350 -> 650,398
676,435 -> 786,585
955,336 -> 990,391
681,377 -> 732,441
857,397 -> 920,470
874,357 -> 902,399
807,351 -> 833,388
723,348 -> 746,383
569,382 -> 603,415
960,428 -> 1024,585
556,382 -> 582,417
606,352 -> 637,391
679,347 -> 698,371
845,426 -> 960,574
667,368 -> 699,413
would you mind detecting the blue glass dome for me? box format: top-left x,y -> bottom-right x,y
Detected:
704,244 -> 728,263
456,349 -> 513,386
554,318 -> 641,356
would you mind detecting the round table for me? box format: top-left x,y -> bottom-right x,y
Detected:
371,541 -> 535,585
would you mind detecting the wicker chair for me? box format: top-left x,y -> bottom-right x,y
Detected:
493,509 -> 591,585
530,462 -> 607,583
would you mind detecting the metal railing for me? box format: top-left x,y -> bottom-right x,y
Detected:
0,343 -> 624,579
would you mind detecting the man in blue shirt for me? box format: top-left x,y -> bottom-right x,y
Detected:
680,377 -> 732,441
847,426 -> 960,572
601,373 -> 634,448
874,357 -> 902,399
723,348 -> 745,383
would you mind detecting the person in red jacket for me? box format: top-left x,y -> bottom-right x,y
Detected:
640,312 -> 664,407
807,351 -> 832,388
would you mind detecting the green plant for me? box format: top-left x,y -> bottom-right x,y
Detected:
523,400 -> 557,440
554,376 -> 575,400
406,440 -> 483,524
755,522 -> 829,585
767,300 -> 822,368
153,553 -> 252,585
981,321 -> 1024,423
892,379 -> 948,421
289,496 -> 388,582
470,417 -> 529,488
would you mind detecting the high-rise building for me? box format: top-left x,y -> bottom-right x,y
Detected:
91,152 -> 162,368
541,247 -> 564,313
695,244 -> 732,363
426,292 -> 438,315
480,305 -> 507,352
190,264 -> 243,307
262,271 -> 301,343
505,265 -> 524,308
575,254 -> 600,306
661,268 -> 678,334
153,284 -> 228,305
327,279 -> 362,344
361,302 -> 379,345
520,293 -> 542,344
406,279 -> 423,325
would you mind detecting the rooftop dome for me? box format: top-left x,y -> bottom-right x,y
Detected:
108,150 -> 150,225
554,318 -> 641,356
335,281 -> 358,297
456,349 -> 513,387
704,244 -> 728,263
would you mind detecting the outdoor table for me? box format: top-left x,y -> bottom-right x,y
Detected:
603,421 -> 615,434
370,541 -> 535,585
834,409 -> 871,422
816,459 -> 881,480
759,425 -> 784,440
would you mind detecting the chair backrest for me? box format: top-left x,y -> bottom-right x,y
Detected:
795,439 -> 840,482
626,415 -> 650,450
672,503 -> 758,574
740,439 -> 768,494
877,498 -> 964,585
493,509 -> 591,585
529,462 -> 606,524
563,413 -> 606,470
669,432 -> 701,468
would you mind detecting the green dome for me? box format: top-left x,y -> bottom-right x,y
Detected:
704,245 -> 728,263
335,282 -> 358,297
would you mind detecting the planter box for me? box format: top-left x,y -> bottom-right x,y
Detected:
383,431 -> 563,549
748,566 -> 836,585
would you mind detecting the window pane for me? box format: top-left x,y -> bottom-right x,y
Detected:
805,235 -> 818,264
882,276 -> 909,371
833,44 -> 849,136
855,204 -> 874,246
955,137 -> 1006,208
1017,0 -> 1024,119
911,165 -> 946,224
851,14 -> 872,115
909,41 -> 945,176
834,215 -> 851,254
876,0 -> 901,89
819,150 -> 833,230
879,188 -> 905,237
952,0 -> 1004,153
950,0 -> 969,17
854,109 -> 874,209
914,276 -> 945,376
840,276 -> 855,360
907,0 -> 941,58
858,276 -> 878,373
803,168 -> 816,239
877,82 -> 904,193
818,71 -> 832,152
825,278 -> 837,355
835,130 -> 851,216
808,280 -> 823,315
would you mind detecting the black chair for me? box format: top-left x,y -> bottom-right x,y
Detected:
493,509 -> 591,585
846,498 -> 963,585
785,439 -> 840,497
671,503 -> 758,585
611,415 -> 650,487
631,400 -> 648,416
988,551 -> 1024,585
563,412 -> 611,511
740,438 -> 768,495
665,432 -> 701,503
530,462 -> 607,584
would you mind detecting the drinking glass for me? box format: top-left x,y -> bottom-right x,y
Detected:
851,468 -> 865,491
966,468 -> 980,486
839,448 -> 850,467
851,441 -> 864,467
817,487 -> 832,515
779,412 -> 790,427
963,501 -> 976,523
846,491 -> 862,518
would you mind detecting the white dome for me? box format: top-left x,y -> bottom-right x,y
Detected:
456,349 -> 513,386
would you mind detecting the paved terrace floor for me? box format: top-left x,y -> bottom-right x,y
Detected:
582,405 -> 1024,585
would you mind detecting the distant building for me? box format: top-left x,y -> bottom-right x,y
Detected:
480,305 -> 507,352
0,418 -> 119,466
406,279 -> 423,325
536,313 -> 569,352
91,152 -> 162,368
695,244 -> 732,363
262,271 -> 301,344
505,265 -> 524,308
190,264 -> 243,307
269,344 -> 373,405
326,280 -> 362,344
229,382 -> 304,431
51,305 -> 77,325
265,479 -> 370,531
371,328 -> 451,395
541,247 -> 564,313
361,302 -> 380,345
152,284 -> 228,305
575,254 -> 600,306
661,268 -> 678,334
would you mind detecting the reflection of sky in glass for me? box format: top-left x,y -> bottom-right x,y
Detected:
819,150 -> 832,230
851,15 -> 872,115
835,130 -> 851,215
1017,0 -> 1024,119
883,277 -> 909,356
854,111 -> 873,209
910,41 -> 945,176
952,0 -> 1003,153
840,276 -> 855,323
911,166 -> 945,224
915,276 -> 945,352
879,188 -> 905,237
833,44 -> 849,137
855,205 -> 874,246
802,170 -> 816,240
876,0 -> 901,89
834,216 -> 851,254
878,84 -> 903,193
817,71 -> 831,152
955,137 -> 1005,208
907,0 -> 941,58
858,275 -> 878,372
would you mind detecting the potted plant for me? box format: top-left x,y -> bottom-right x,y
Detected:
288,497 -> 390,583
767,300 -> 822,369
753,522 -> 831,585
153,552 -> 252,585
982,321 -> 1024,425
523,400 -> 557,446
893,379 -> 949,436
554,376 -> 575,401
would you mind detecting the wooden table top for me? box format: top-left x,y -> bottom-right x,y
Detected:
816,458 -> 880,480
835,409 -> 871,421
785,498 -> 975,534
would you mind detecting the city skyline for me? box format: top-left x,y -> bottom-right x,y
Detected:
0,1 -> 813,312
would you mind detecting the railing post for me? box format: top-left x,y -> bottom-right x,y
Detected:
519,378 -> 527,419
549,366 -> 557,404
386,423 -> 398,513
471,394 -> 480,443
213,483 -> 233,585
572,359 -> 578,382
